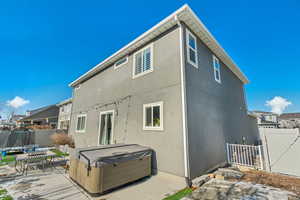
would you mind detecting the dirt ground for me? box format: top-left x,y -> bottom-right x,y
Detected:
240,169 -> 300,196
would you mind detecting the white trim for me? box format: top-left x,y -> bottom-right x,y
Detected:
74,84 -> 81,91
186,29 -> 198,68
69,4 -> 249,87
185,5 -> 248,83
75,114 -> 87,133
57,98 -> 72,107
132,43 -> 154,79
143,101 -> 163,131
114,56 -> 128,69
98,110 -> 115,145
213,55 -> 221,84
178,19 -> 190,178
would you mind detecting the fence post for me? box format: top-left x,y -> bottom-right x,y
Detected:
258,145 -> 264,170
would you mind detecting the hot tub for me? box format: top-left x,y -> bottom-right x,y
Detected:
69,144 -> 152,194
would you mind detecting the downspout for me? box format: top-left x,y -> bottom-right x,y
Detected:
69,88 -> 75,136
175,15 -> 191,187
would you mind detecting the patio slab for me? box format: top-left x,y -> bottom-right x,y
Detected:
0,167 -> 186,200
100,171 -> 186,200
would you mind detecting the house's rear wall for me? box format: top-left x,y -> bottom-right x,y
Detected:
70,27 -> 186,177
182,24 -> 259,179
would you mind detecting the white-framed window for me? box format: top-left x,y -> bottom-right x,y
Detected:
143,101 -> 163,131
76,114 -> 87,133
186,29 -> 198,68
213,55 -> 221,83
114,56 -> 128,69
133,43 -> 153,79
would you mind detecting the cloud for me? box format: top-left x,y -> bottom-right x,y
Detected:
6,96 -> 30,109
265,96 -> 292,115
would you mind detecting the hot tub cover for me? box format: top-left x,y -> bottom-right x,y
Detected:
73,144 -> 152,167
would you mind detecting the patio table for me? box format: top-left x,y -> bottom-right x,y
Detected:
15,151 -> 57,173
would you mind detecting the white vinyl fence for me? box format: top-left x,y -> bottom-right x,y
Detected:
226,143 -> 264,170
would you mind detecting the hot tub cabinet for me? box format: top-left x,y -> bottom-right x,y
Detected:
69,144 -> 152,194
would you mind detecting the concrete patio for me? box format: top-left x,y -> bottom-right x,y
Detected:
0,166 -> 186,200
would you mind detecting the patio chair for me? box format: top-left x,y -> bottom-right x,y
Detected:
22,156 -> 46,176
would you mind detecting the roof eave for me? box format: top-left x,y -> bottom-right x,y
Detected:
57,98 -> 73,106
69,4 -> 249,87
69,6 -> 187,87
181,6 -> 249,84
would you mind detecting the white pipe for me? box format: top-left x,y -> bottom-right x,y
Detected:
176,15 -> 190,180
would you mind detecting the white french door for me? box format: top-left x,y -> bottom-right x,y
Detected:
98,110 -> 114,145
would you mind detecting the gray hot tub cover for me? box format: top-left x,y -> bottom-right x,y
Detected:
73,144 -> 152,167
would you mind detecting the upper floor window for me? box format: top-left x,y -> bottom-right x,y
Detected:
213,55 -> 221,83
76,114 -> 87,133
143,101 -> 163,131
133,44 -> 153,78
114,56 -> 128,69
186,29 -> 198,68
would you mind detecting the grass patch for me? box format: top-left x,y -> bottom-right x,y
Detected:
0,189 -> 7,195
51,149 -> 69,157
163,188 -> 193,200
0,188 -> 13,200
0,156 -> 15,166
0,195 -> 13,200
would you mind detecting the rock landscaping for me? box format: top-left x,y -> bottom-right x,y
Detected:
184,179 -> 299,200
186,167 -> 300,200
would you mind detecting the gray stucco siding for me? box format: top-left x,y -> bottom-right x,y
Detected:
182,24 -> 259,178
70,27 -> 186,176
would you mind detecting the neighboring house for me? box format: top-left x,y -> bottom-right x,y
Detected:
9,114 -> 26,127
20,105 -> 59,128
279,113 -> 300,128
251,111 -> 279,128
57,98 -> 72,130
0,120 -> 14,130
68,5 -> 259,180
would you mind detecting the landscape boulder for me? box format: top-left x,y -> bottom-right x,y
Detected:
213,167 -> 244,180
192,175 -> 211,187
183,179 -> 300,200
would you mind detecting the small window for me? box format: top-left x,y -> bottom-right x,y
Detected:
186,29 -> 198,68
143,101 -> 163,131
76,114 -> 86,133
114,56 -> 128,69
213,55 -> 221,83
133,44 -> 153,78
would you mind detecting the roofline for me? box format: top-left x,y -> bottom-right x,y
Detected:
20,105 -> 58,121
248,112 -> 258,118
185,6 -> 249,84
69,4 -> 249,87
57,98 -> 72,106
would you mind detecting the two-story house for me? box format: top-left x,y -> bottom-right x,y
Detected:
20,105 -> 59,128
68,5 -> 259,181
57,98 -> 72,130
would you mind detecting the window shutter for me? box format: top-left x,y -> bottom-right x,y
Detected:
143,48 -> 151,71
135,52 -> 142,75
